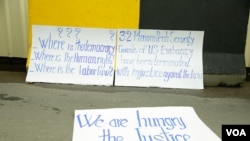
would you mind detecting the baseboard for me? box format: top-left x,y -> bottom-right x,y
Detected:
247,67 -> 250,81
0,57 -> 27,72
204,74 -> 246,87
0,57 -> 249,84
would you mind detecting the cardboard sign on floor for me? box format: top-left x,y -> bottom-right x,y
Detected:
26,25 -> 116,86
72,107 -> 220,141
115,29 -> 204,89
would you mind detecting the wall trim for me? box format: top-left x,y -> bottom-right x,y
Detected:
0,57 -> 26,72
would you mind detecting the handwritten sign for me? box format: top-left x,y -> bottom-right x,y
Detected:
115,29 -> 204,89
72,107 -> 220,141
26,25 -> 116,86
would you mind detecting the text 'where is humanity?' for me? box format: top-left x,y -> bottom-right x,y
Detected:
26,25 -> 204,89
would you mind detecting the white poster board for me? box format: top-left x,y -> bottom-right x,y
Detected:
26,25 -> 116,86
115,29 -> 204,89
72,107 -> 220,141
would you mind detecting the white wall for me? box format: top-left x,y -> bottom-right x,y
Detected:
0,0 -> 28,58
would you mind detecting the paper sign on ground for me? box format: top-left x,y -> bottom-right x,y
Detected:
72,107 -> 220,141
26,25 -> 116,86
115,29 -> 204,89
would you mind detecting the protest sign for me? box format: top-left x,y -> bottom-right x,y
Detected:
26,25 -> 116,86
115,29 -> 204,89
72,107 -> 220,141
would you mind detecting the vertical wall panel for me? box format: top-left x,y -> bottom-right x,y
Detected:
245,12 -> 250,68
0,0 -> 28,58
139,0 -> 249,75
0,0 -> 9,56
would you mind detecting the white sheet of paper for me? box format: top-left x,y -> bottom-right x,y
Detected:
115,29 -> 204,89
72,107 -> 220,141
26,25 -> 116,86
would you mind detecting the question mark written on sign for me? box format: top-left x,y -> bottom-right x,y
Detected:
109,30 -> 116,41
57,27 -> 82,38
75,28 -> 81,38
67,28 -> 73,38
58,28 -> 63,38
